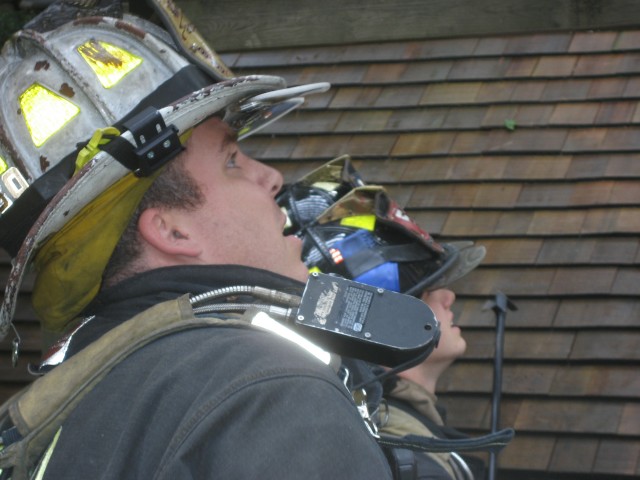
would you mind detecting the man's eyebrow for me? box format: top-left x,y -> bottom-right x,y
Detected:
219,129 -> 239,152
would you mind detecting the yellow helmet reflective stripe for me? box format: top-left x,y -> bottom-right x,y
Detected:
340,215 -> 376,232
20,83 -> 81,147
77,39 -> 143,89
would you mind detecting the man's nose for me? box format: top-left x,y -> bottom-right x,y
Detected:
442,288 -> 456,308
248,156 -> 284,196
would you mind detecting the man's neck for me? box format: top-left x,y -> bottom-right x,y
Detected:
397,358 -> 452,394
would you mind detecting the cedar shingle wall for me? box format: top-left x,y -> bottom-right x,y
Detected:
230,30 -> 640,478
1,28 -> 639,478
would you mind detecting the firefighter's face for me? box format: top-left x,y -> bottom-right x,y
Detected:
422,289 -> 466,367
174,118 -> 308,282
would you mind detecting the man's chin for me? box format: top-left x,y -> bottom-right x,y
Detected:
294,266 -> 311,283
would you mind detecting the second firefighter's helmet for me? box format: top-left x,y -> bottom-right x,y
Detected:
277,156 -> 485,296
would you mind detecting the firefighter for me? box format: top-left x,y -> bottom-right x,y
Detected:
0,3 -> 393,478
278,158 -> 490,479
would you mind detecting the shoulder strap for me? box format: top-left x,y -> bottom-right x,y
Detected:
377,428 -> 515,456
380,399 -> 515,455
0,295 -> 245,479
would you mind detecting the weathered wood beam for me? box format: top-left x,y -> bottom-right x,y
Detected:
179,0 -> 640,51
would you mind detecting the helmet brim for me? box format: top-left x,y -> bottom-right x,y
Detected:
404,241 -> 487,296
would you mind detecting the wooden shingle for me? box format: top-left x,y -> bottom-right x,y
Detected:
334,110 -> 391,132
362,63 -> 408,83
583,206 -> 640,233
551,365 -> 640,397
615,30 -> 640,50
549,103 -> 600,124
548,267 -> 618,295
474,37 -> 510,56
555,298 -> 640,327
441,107 -> 488,129
541,79 -> 592,101
504,33 -> 572,55
392,132 -> 456,156
404,61 -> 453,82
573,53 -> 626,76
387,107 -> 447,130
416,37 -> 478,59
618,403 -> 640,435
571,330 -> 640,361
289,135 -> 351,159
420,82 -> 484,105
449,156 -> 510,180
371,85 -> 424,108
449,131 -> 492,155
593,439 -> 640,476
612,267 -> 640,295
548,437 -> 598,473
595,100 -> 637,124
448,57 -> 512,80
513,399 -> 623,434
563,127 -> 609,151
475,81 -> 517,103
503,56 -> 538,77
587,77 -> 628,98
329,86 -> 384,108
568,31 -> 618,52
511,81 -> 547,102
602,126 -> 640,150
537,238 -> 598,264
510,104 -> 555,126
460,330 -> 576,360
587,238 -> 637,263
532,55 -> 579,77
503,155 -> 571,179
345,133 -> 398,157
498,435 -> 555,470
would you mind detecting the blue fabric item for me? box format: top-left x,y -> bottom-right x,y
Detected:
336,230 -> 401,291
337,229 -> 377,254
355,262 -> 400,292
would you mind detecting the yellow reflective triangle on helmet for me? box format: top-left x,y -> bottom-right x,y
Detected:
78,39 -> 143,89
20,83 -> 80,147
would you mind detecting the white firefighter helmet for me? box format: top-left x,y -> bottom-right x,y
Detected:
0,10 -> 329,346
0,15 -> 192,230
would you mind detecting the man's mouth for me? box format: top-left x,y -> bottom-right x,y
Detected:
281,206 -> 292,232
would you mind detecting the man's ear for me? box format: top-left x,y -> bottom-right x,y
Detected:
137,208 -> 201,258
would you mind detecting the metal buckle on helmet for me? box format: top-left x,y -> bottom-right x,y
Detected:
121,107 -> 184,177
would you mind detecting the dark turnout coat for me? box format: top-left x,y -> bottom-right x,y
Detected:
38,265 -> 392,479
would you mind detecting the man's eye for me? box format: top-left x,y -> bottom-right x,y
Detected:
227,153 -> 239,168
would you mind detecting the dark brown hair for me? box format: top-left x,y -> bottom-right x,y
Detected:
102,158 -> 204,287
